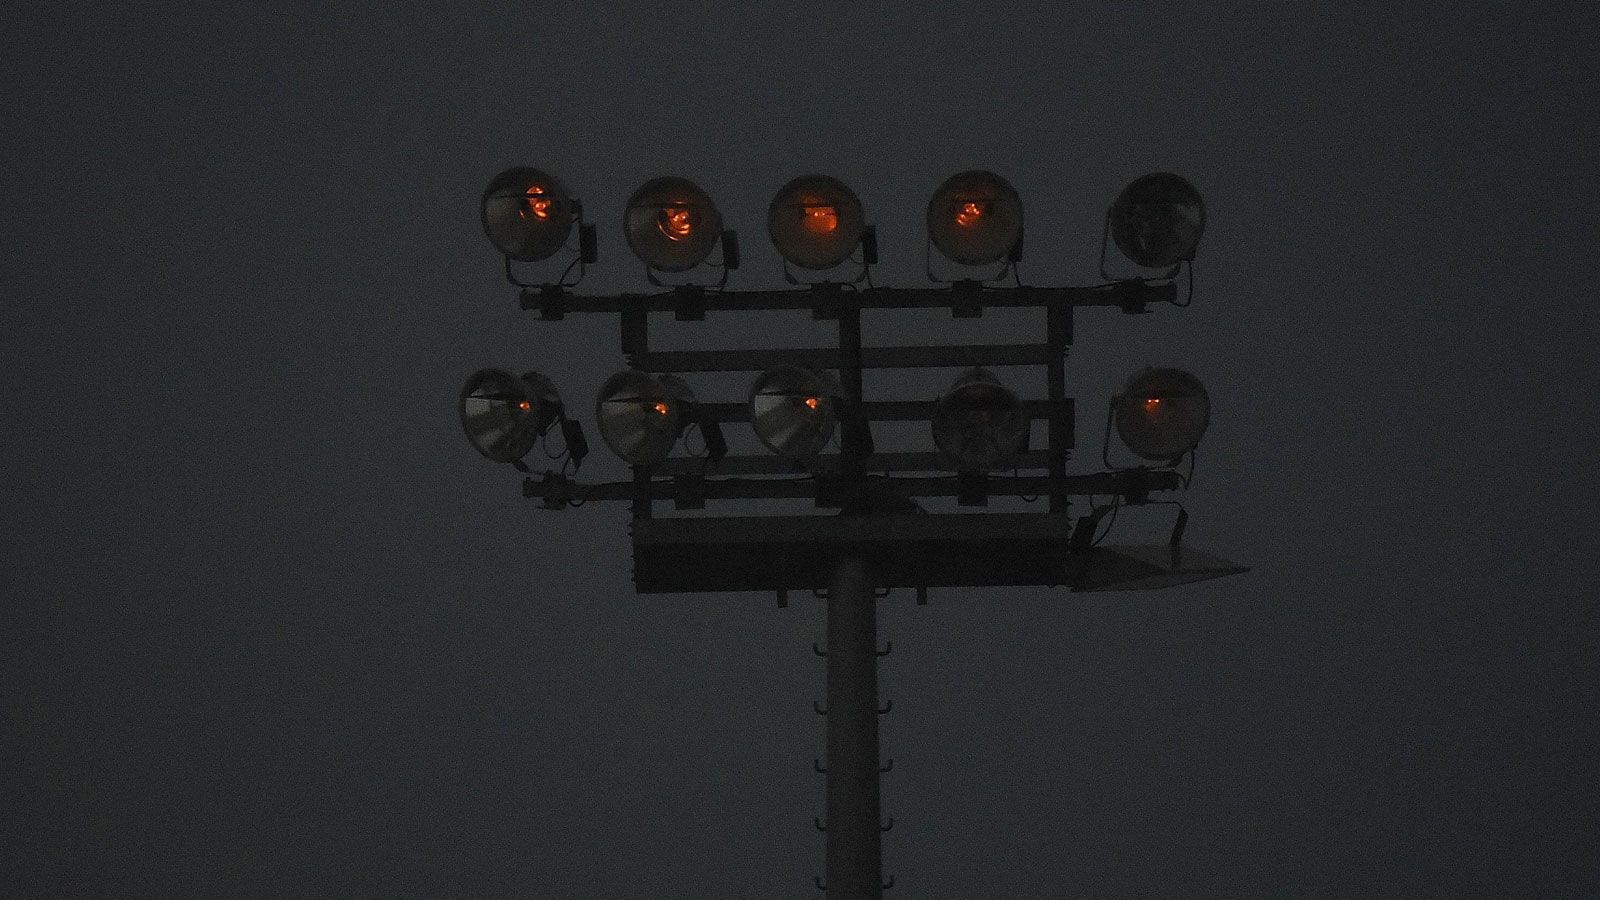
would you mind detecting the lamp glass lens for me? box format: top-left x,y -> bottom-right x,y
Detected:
748,366 -> 840,459
596,371 -> 682,465
1115,367 -> 1210,460
927,170 -> 1023,266
932,368 -> 1027,471
481,168 -> 575,262
623,177 -> 723,272
1109,173 -> 1206,269
767,175 -> 866,270
461,368 -> 544,462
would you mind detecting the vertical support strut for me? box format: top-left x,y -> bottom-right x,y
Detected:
1045,304 -> 1072,514
825,554 -> 882,898
623,307 -> 654,522
838,300 -> 866,482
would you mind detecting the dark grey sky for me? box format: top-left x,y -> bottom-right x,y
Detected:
4,3 -> 1598,896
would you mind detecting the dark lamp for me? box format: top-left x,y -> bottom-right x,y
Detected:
1108,172 -> 1206,269
931,367 -> 1028,471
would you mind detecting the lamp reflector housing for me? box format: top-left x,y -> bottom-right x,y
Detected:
767,175 -> 866,270
1115,367 -> 1210,461
927,170 -> 1023,266
480,168 -> 576,262
932,367 -> 1028,471
460,368 -> 561,463
1109,173 -> 1206,268
623,176 -> 723,272
748,366 -> 842,460
595,370 -> 684,465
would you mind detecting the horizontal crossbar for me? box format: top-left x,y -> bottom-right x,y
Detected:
690,398 -> 1070,423
633,344 -> 1056,372
656,450 -> 1057,476
523,468 -> 1180,503
522,281 -> 1174,314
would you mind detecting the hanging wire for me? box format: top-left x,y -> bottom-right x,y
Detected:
1091,495 -> 1121,547
540,416 -> 566,459
554,255 -> 582,286
1161,257 -> 1194,307
1101,399 -> 1119,470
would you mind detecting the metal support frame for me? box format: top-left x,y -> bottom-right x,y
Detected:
492,275 -> 1243,895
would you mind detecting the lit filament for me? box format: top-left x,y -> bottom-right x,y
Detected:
1144,397 -> 1163,413
800,196 -> 838,235
653,401 -> 671,416
804,396 -> 820,410
523,184 -> 552,220
954,201 -> 985,228
657,204 -> 695,241
517,400 -> 532,411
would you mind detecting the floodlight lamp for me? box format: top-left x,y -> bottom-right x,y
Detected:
931,367 -> 1028,471
748,366 -> 842,460
1108,173 -> 1206,269
1114,367 -> 1210,461
595,370 -> 685,465
623,176 -> 724,272
767,175 -> 866,270
480,168 -> 577,262
460,368 -> 562,463
927,170 -> 1023,266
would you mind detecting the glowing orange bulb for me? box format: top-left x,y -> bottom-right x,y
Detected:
1144,397 -> 1163,412
657,204 -> 695,241
804,396 -> 820,410
798,195 -> 839,235
954,201 -> 985,228
653,401 -> 671,416
523,184 -> 552,221
517,400 -> 532,411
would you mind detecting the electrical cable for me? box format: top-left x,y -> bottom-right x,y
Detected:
1090,495 -> 1121,547
541,416 -> 566,459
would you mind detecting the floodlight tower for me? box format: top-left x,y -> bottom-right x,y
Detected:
458,166 -> 1246,897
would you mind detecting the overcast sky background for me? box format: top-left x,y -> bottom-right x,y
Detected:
4,3 -> 1598,896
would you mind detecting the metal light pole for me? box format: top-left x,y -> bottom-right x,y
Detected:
824,554 -> 882,896
461,167 -> 1247,895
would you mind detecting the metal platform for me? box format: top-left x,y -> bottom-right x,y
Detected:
630,513 -> 1247,594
